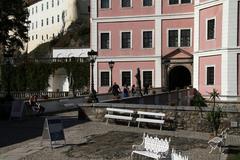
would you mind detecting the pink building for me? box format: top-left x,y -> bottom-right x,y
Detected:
90,0 -> 240,100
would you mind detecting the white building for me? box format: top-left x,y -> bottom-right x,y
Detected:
27,0 -> 89,52
48,48 -> 90,92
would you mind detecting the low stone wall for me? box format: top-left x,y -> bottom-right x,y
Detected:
79,103 -> 240,135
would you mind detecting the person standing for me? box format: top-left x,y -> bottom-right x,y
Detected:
131,84 -> 136,96
112,82 -> 121,98
123,85 -> 129,97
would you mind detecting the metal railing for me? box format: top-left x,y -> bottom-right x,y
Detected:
0,90 -> 88,100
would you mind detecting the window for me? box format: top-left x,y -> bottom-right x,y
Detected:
41,3 -> 44,11
46,18 -> 49,25
180,29 -> 190,47
57,0 -> 59,6
168,29 -> 191,47
41,19 -> 44,27
168,30 -> 178,47
35,21 -> 38,29
122,71 -> 131,86
57,15 -> 60,22
207,19 -> 215,40
143,31 -> 152,48
46,34 -> 48,39
100,71 -> 110,86
46,2 -> 49,9
121,0 -> 131,7
143,71 -> 152,86
169,0 -> 178,4
121,32 -> 131,48
36,34 -> 38,39
100,32 -> 110,49
35,6 -> 38,13
143,0 -> 152,6
32,8 -> 34,14
169,0 -> 191,4
42,35 -> 44,40
206,66 -> 214,85
32,36 -> 34,40
52,0 -> 54,7
52,16 -> 54,24
101,0 -> 109,8
32,23 -> 34,30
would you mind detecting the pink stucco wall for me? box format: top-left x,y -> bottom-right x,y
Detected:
161,18 -> 194,56
199,0 -> 208,3
98,0 -> 155,17
199,4 -> 223,51
161,0 -> 194,14
97,61 -> 155,93
199,55 -> 221,95
98,21 -> 155,57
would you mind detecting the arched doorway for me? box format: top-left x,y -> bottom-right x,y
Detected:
48,68 -> 70,92
169,66 -> 191,90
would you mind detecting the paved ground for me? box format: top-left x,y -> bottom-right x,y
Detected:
0,112 -> 239,160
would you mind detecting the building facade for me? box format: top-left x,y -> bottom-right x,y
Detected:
90,0 -> 240,100
27,0 -> 89,52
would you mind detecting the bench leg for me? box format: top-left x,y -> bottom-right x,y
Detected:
106,118 -> 109,125
130,152 -> 134,160
128,121 -> 131,127
138,122 -> 140,128
160,124 -> 162,130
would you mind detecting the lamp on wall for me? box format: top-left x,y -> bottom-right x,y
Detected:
108,60 -> 115,87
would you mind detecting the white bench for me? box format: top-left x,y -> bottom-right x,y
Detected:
131,133 -> 170,160
171,149 -> 189,160
208,128 -> 229,153
59,99 -> 75,108
136,111 -> 165,130
104,108 -> 134,126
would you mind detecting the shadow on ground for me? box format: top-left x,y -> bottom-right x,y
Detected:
0,115 -> 88,148
65,131 -> 208,160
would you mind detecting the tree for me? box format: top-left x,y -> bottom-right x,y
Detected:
0,0 -> 29,54
207,89 -> 222,136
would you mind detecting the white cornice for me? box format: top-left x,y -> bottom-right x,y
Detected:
96,55 -> 162,62
195,0 -> 223,9
92,13 -> 194,23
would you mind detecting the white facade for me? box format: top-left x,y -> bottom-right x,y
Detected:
27,0 -> 89,52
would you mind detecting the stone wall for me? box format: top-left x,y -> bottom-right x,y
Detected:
79,103 -> 240,135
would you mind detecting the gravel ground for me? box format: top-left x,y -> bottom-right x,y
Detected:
0,113 -> 228,160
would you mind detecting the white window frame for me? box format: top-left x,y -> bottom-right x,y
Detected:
167,28 -> 192,48
120,30 -> 132,49
205,65 -> 215,86
142,29 -> 154,49
141,69 -> 154,87
142,0 -> 154,7
206,17 -> 216,41
99,70 -> 110,87
121,0 -> 132,8
99,0 -> 111,9
120,70 -> 132,87
99,31 -> 111,50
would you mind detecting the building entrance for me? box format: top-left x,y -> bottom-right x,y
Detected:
169,66 -> 191,90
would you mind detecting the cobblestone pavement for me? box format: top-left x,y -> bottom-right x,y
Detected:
0,113 -> 238,160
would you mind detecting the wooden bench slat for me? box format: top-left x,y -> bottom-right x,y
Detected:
136,118 -> 164,124
105,114 -> 133,121
106,108 -> 134,113
137,111 -> 165,117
